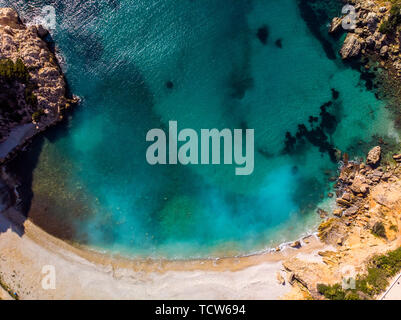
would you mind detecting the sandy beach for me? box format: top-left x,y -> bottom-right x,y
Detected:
0,207 -> 329,300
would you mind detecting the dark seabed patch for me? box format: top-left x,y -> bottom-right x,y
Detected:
256,25 -> 269,45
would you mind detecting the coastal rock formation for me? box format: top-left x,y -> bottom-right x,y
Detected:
0,178 -> 12,211
329,17 -> 343,34
340,34 -> 362,59
0,8 -> 77,162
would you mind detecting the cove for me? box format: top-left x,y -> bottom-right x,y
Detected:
3,0 -> 400,259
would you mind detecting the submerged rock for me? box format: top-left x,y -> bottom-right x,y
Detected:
275,38 -> 282,48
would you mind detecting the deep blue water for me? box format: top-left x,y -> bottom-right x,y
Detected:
2,0 -> 399,258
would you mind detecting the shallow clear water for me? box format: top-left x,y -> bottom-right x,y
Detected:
3,0 -> 399,258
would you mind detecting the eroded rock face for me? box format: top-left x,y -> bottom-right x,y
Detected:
0,8 -> 77,161
340,34 -> 362,59
350,174 -> 369,194
329,17 -> 343,34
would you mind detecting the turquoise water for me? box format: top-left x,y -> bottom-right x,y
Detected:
3,0 -> 399,258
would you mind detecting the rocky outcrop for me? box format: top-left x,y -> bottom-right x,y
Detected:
0,8 -> 78,163
329,17 -> 343,34
333,0 -> 401,78
366,146 -> 381,166
0,178 -> 12,211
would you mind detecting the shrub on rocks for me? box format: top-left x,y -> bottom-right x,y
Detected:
372,221 -> 386,238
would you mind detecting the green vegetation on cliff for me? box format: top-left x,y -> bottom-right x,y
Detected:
317,246 -> 401,300
379,1 -> 401,35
